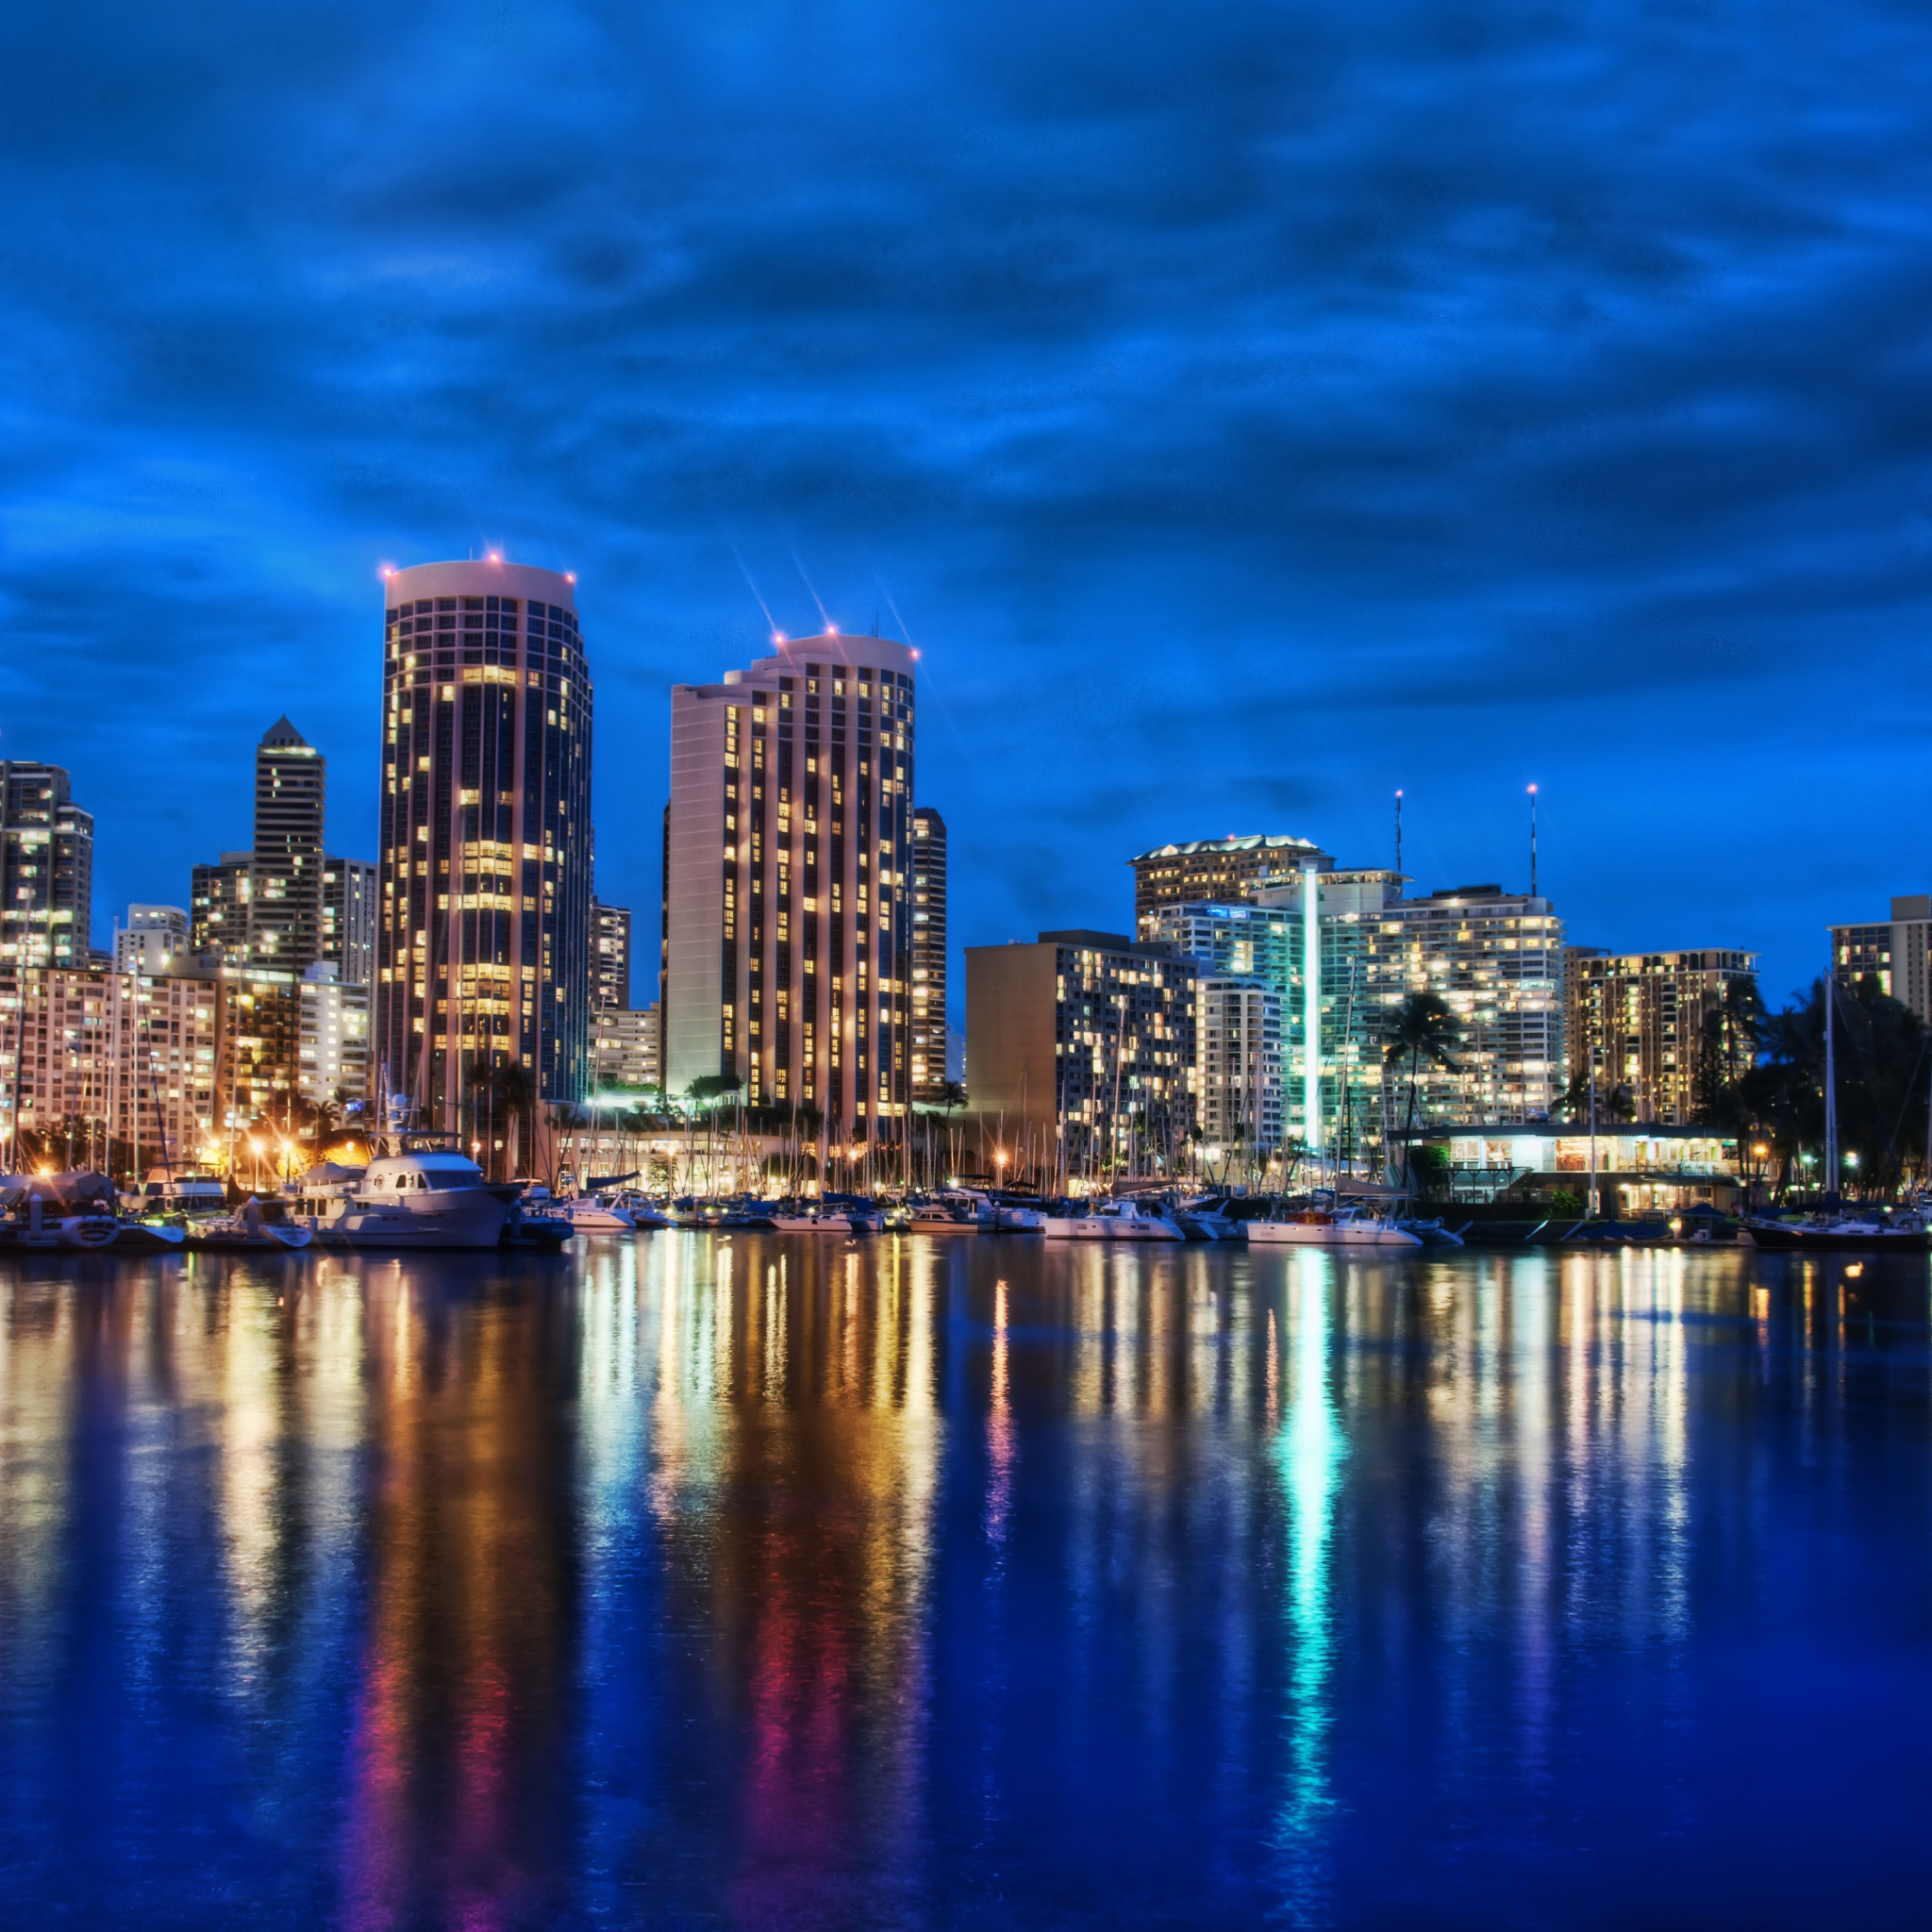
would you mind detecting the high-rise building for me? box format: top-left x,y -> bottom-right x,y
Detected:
591,898 -> 631,1010
297,960 -> 370,1108
1191,974 -> 1283,1160
1566,948 -> 1760,1124
1366,885 -> 1565,1125
115,905 -> 191,976
323,857 -> 377,987
592,1004 -> 660,1093
909,806 -> 948,1103
1128,832 -> 1332,925
375,558 -> 594,1122
1830,896 -> 1932,1024
248,717 -> 325,971
963,931 -> 1195,1181
0,963 -> 224,1172
0,761 -> 93,972
220,968 -> 302,1124
192,853 -> 253,963
664,630 -> 916,1138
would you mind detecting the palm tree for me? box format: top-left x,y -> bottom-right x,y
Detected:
1380,992 -> 1462,1184
1557,1068 -> 1636,1123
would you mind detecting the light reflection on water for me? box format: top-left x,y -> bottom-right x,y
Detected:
0,1241 -> 1929,1927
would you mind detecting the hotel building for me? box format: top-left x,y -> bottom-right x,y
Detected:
664,630 -> 916,1138
1129,832 -> 1332,924
0,760 -> 93,973
1830,896 -> 1931,1024
248,717 -> 325,971
963,931 -> 1195,1182
909,806 -> 948,1104
1566,947 -> 1759,1124
592,1003 -> 660,1093
375,559 -> 595,1121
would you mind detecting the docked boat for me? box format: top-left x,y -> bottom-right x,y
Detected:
289,1137 -> 514,1250
125,1167 -> 229,1218
1174,1195 -> 1249,1241
1041,1199 -> 1186,1242
768,1205 -> 866,1234
1741,1216 -> 1932,1254
1399,1217 -> 1468,1246
0,1174 -> 138,1251
553,1195 -> 638,1233
905,1199 -> 979,1233
976,1195 -> 1048,1233
608,1191 -> 675,1229
188,1196 -> 313,1252
1246,1203 -> 1423,1249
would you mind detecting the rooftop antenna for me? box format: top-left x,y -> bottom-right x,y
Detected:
1527,784 -> 1539,898
1394,789 -> 1403,876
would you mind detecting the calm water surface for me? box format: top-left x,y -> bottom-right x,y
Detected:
1,1238 -> 1928,1928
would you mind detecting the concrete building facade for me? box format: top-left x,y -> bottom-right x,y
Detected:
1566,947 -> 1759,1124
323,857 -> 377,987
1128,832 -> 1333,926
1,761 -> 93,973
665,630 -> 916,1139
964,931 -> 1194,1185
298,960 -> 370,1108
115,905 -> 191,977
1191,974 -> 1283,1161
592,1003 -> 660,1093
1831,895 -> 1932,1023
375,558 -> 595,1122
909,805 -> 948,1104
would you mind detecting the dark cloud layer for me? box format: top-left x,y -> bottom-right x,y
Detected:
4,1 -> 1931,1003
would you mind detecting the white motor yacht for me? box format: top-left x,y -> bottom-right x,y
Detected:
554,1196 -> 638,1233
291,1138 -> 513,1250
1041,1199 -> 1185,1242
1246,1204 -> 1421,1249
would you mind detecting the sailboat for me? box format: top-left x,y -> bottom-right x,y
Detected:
1743,968 -> 1931,1253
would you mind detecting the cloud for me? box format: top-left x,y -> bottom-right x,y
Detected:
3,2 -> 1931,997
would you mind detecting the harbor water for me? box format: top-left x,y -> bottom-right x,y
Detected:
1,1238 -> 1928,1927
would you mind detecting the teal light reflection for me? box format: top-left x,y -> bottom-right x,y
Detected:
1271,1252 -> 1345,1916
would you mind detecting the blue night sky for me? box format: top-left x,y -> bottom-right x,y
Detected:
5,2 -> 1931,1013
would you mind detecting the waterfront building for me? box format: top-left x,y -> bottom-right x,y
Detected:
322,857 -> 377,987
220,967 -> 302,1125
297,961 -> 370,1108
1191,974 -> 1283,1164
1128,832 -> 1332,925
375,558 -> 595,1124
0,963 -> 224,1174
963,931 -> 1194,1184
664,629 -> 916,1141
1418,1121 -> 1742,1213
1367,885 -> 1565,1125
1830,895 -> 1931,1023
1566,947 -> 1759,1124
0,760 -> 93,973
191,852 -> 253,963
1148,870 -> 1405,1161
592,1003 -> 660,1094
910,806 -> 948,1104
591,899 -> 631,1010
115,905 -> 191,977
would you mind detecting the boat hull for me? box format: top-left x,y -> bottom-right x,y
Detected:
315,1188 -> 512,1251
1743,1222 -> 1932,1254
1246,1222 -> 1422,1249
1041,1219 -> 1184,1242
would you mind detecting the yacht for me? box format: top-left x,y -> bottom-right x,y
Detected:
905,1199 -> 979,1234
189,1196 -> 313,1253
1041,1199 -> 1185,1242
1174,1195 -> 1249,1241
608,1191 -> 675,1229
1246,1202 -> 1422,1249
128,1168 -> 228,1218
552,1195 -> 638,1233
976,1194 -> 1048,1233
1741,1215 -> 1932,1254
289,1137 -> 514,1250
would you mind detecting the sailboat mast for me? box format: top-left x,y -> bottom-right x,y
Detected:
1824,966 -> 1839,1200
1302,860 -> 1322,1178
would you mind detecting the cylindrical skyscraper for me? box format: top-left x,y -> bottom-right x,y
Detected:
374,559 -> 593,1137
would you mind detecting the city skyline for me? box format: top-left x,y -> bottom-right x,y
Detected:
8,7 -> 1931,1008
